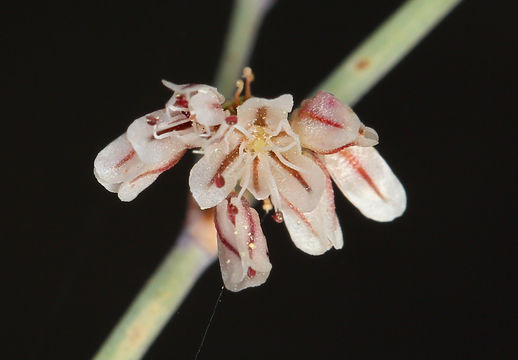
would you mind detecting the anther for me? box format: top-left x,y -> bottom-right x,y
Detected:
272,211 -> 284,223
214,173 -> 225,188
225,115 -> 238,125
146,115 -> 158,125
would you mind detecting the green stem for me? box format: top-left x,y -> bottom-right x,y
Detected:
93,228 -> 215,360
312,0 -> 462,106
214,0 -> 276,97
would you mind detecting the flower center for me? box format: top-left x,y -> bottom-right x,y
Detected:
246,126 -> 270,154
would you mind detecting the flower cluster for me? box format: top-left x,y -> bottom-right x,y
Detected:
94,69 -> 406,292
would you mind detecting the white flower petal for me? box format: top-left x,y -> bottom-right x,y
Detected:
116,151 -> 185,201
242,154 -> 271,200
268,148 -> 326,213
325,147 -> 406,222
189,133 -> 246,209
94,134 -> 144,191
215,195 -> 272,292
282,154 -> 343,255
291,91 -> 363,154
189,88 -> 226,127
237,94 -> 293,130
126,110 -> 188,164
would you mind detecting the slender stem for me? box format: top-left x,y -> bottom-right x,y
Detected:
93,202 -> 218,360
312,0 -> 462,106
214,0 -> 276,97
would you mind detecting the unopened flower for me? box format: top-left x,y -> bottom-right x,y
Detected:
94,68 -> 406,291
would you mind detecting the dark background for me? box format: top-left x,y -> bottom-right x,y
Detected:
4,0 -> 515,359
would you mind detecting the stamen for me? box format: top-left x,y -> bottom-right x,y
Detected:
234,80 -> 244,107
272,211 -> 284,223
243,67 -> 254,100
262,198 -> 273,213
214,173 -> 225,188
225,115 -> 238,125
146,115 -> 158,125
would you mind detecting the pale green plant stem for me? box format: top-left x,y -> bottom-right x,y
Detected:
93,226 -> 215,360
313,0 -> 462,106
93,0 -> 461,359
214,0 -> 276,97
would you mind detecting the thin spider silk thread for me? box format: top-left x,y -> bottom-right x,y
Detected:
194,285 -> 225,360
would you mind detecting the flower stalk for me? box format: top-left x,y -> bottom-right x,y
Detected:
313,0 -> 462,106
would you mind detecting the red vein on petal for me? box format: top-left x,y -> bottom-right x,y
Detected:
318,142 -> 355,155
155,121 -> 192,136
115,149 -> 136,168
300,109 -> 344,129
310,153 -> 339,229
282,195 -> 319,237
241,197 -> 256,259
210,146 -> 240,185
252,157 -> 260,190
269,152 -> 311,192
129,150 -> 185,184
214,216 -> 241,259
341,149 -> 385,200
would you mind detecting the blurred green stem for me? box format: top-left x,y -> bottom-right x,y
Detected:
313,0 -> 462,106
214,0 -> 276,96
93,0 -> 461,359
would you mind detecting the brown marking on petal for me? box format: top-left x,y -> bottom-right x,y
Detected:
269,151 -> 311,192
252,157 -> 260,190
115,149 -> 136,168
282,195 -> 319,237
341,149 -> 385,200
214,219 -> 241,259
129,150 -> 186,184
255,106 -> 267,126
155,121 -> 192,136
240,197 -> 256,259
299,108 -> 344,129
210,146 -> 241,186
355,58 -> 370,70
247,267 -> 256,278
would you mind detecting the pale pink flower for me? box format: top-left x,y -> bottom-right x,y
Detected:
94,82 -> 227,201
94,75 -> 406,291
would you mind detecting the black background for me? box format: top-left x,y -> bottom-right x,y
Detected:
4,0 -> 515,359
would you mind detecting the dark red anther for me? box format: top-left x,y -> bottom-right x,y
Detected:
174,96 -> 189,108
227,202 -> 238,225
146,116 -> 158,125
272,211 -> 284,223
214,173 -> 225,188
247,267 -> 256,278
225,115 -> 238,125
181,111 -> 190,118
